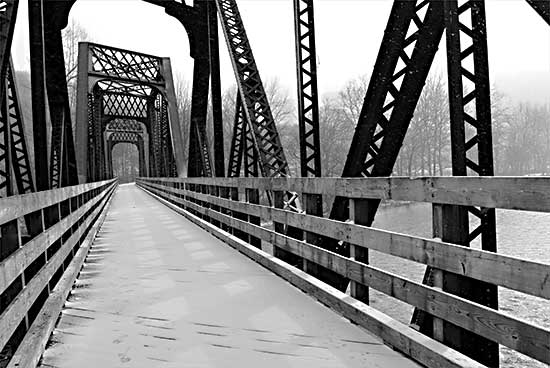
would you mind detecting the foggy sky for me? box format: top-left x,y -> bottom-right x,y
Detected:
10,0 -> 550,104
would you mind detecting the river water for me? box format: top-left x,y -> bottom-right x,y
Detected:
368,202 -> 550,368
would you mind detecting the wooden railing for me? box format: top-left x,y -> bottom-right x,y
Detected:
137,176 -> 550,368
0,179 -> 117,367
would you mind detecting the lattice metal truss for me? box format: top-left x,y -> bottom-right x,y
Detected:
0,60 -> 35,198
294,0 -> 321,179
227,94 -> 245,177
216,0 -> 290,179
89,43 -> 163,85
76,42 -> 183,182
102,93 -> 148,119
409,2 -> 499,366
330,0 -> 445,235
0,0 -> 18,83
106,118 -> 144,133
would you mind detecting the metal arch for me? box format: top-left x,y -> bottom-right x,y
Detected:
106,131 -> 147,178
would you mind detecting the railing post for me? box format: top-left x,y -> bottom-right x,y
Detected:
246,185 -> 261,249
431,204 -> 445,342
302,192 -> 323,274
349,198 -> 369,304
219,186 -> 230,233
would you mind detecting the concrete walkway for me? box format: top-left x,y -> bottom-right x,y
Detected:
40,184 -> 420,368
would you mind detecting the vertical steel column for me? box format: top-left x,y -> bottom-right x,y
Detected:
28,0 -> 50,190
75,43 -> 90,183
294,0 -> 331,277
227,94 -> 245,177
207,0 -> 225,177
435,1 -> 498,365
294,0 -> 322,179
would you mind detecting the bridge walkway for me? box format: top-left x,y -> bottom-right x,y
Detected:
38,184 -> 419,368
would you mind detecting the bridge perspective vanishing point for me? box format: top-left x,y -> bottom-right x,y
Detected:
1,0 -> 549,367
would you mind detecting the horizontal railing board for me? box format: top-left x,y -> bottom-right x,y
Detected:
141,182 -> 550,364
0,183 -> 114,296
8,184 -> 116,368
0,179 -> 116,225
0,185 -> 114,351
139,183 -> 486,368
138,176 -> 550,212
142,181 -> 550,300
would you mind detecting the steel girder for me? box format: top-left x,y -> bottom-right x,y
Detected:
330,0 -> 444,227
156,1 -> 214,178
408,2 -> 499,365
526,0 -> 550,25
28,0 -> 78,190
294,0 -> 322,179
216,0 -> 291,179
207,0 -> 225,177
227,94 -> 245,177
0,60 -> 35,198
75,42 -> 183,182
0,0 -> 17,85
321,0 -> 445,293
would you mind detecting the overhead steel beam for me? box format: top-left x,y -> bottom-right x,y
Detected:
526,0 -> 550,25
216,0 -> 291,179
0,0 -> 18,84
323,0 -> 445,292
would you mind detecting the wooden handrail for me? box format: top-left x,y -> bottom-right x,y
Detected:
138,177 -> 550,366
138,176 -> 550,212
0,179 -> 117,366
0,179 -> 116,225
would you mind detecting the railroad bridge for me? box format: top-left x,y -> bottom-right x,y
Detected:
1,1 -> 549,367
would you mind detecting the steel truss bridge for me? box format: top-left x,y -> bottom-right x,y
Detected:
0,1 -> 549,367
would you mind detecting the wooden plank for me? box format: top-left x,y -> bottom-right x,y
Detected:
138,183 -> 486,368
140,184 -> 550,364
7,183 -> 116,368
145,181 -> 550,300
0,184 -> 114,295
0,184 -> 116,351
137,176 -> 550,212
0,179 -> 116,225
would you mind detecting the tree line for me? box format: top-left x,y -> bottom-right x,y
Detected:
189,74 -> 549,179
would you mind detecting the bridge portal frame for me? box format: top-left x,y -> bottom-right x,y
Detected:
75,42 -> 183,183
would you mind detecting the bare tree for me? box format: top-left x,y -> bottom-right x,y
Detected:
221,78 -> 296,175
62,19 -> 92,122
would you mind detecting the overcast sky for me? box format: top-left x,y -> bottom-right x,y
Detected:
11,0 -> 550,103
